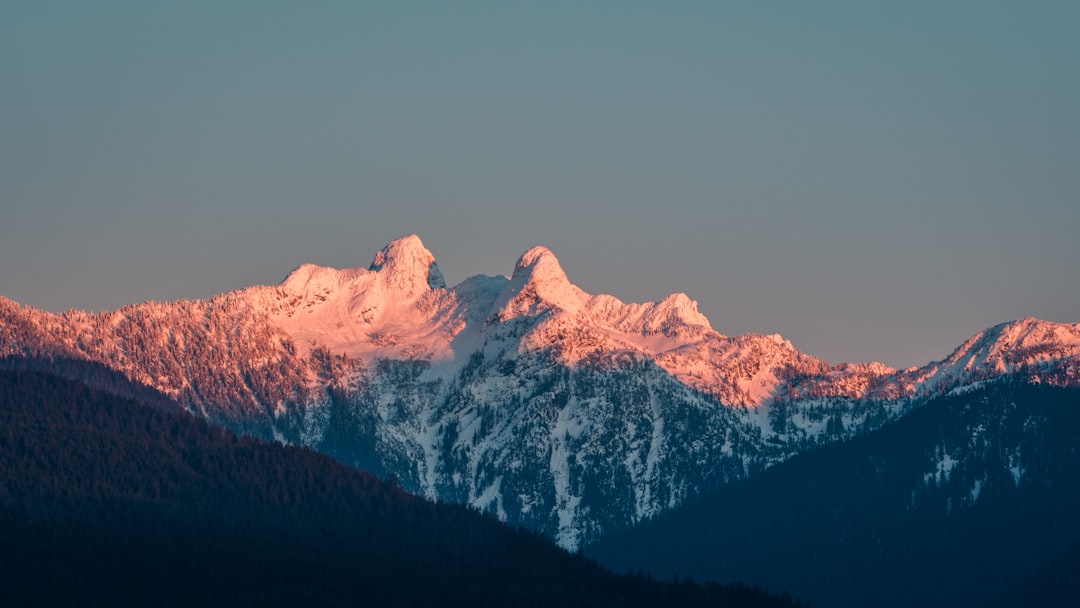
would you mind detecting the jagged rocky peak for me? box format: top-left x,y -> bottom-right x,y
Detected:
369,234 -> 447,294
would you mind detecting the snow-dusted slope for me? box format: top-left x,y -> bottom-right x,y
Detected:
1,235 -> 1077,549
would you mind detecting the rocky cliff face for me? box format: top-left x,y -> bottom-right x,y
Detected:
2,235 -> 1077,549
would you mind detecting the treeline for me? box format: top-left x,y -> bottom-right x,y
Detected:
0,368 -> 799,607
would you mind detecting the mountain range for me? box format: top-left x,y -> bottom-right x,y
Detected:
2,234 -> 1078,550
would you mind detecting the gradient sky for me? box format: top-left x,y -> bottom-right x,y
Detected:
2,1 -> 1078,369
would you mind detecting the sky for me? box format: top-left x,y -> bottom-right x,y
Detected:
1,1 -> 1077,370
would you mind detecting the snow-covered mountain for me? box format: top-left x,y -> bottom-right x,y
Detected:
2,235 -> 1078,549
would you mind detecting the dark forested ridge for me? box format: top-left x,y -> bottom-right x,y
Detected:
0,355 -> 182,412
588,380 -> 1080,608
0,368 -> 798,608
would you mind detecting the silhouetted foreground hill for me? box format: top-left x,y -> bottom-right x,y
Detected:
0,368 -> 797,607
588,380 -> 1080,608
991,540 -> 1080,608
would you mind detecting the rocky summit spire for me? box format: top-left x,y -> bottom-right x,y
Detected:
369,234 -> 446,295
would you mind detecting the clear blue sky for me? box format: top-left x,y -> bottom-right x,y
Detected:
2,1 -> 1077,369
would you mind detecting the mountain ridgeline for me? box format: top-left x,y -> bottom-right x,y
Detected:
1,235 -> 1078,549
0,368 -> 799,607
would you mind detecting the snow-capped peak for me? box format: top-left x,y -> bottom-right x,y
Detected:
369,234 -> 446,294
941,317 -> 1080,372
512,246 -> 570,285
495,246 -> 587,320
265,235 -> 456,363
650,292 -> 712,332
892,317 -> 1080,397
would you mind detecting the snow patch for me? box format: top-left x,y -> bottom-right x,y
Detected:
1008,447 -> 1026,487
925,445 -> 958,487
970,475 -> 985,504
